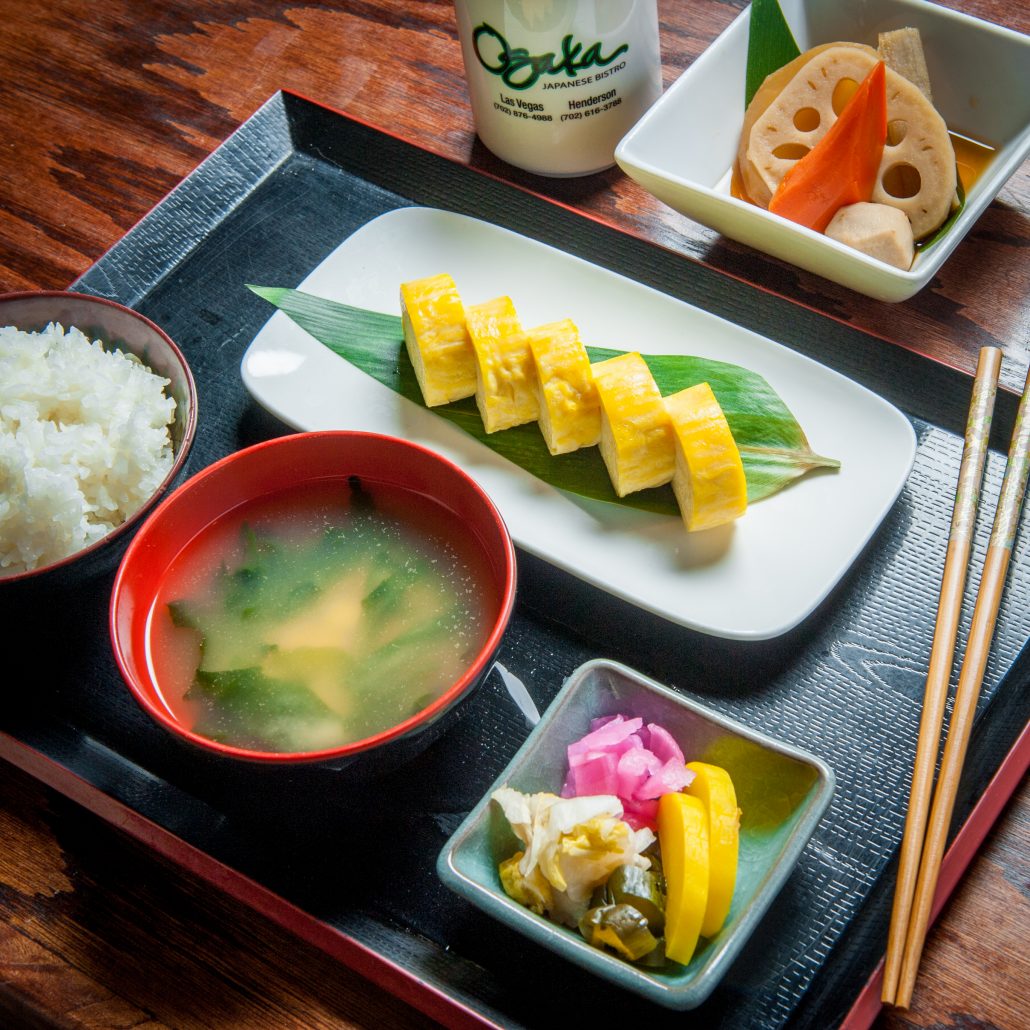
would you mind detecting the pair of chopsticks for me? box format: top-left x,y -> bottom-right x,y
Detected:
882,346 -> 1030,1009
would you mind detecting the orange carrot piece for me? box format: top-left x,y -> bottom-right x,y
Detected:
769,61 -> 887,233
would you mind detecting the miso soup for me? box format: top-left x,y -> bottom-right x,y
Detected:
147,475 -> 498,754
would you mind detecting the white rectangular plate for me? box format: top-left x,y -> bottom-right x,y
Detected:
242,207 -> 916,640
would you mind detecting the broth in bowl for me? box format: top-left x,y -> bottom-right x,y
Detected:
147,474 -> 499,755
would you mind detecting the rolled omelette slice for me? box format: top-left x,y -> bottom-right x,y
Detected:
665,383 -> 747,532
524,317 -> 601,455
399,272 -> 476,407
466,295 -> 539,434
591,352 -> 675,497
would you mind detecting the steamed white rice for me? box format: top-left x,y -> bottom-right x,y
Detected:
0,321 -> 176,575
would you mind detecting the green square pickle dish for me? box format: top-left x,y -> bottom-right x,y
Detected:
436,659 -> 835,1009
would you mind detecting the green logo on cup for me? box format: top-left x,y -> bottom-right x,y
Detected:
472,23 -> 629,90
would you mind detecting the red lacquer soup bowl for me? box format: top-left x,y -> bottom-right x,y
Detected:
110,431 -> 516,775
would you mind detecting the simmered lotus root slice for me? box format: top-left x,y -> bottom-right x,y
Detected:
870,69 -> 956,239
741,45 -> 956,240
738,42 -> 875,206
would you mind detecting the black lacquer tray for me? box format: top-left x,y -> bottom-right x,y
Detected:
3,92 -> 1028,1029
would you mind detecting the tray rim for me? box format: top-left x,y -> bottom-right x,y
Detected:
270,88 -> 1026,398
8,88 -> 1022,1028
0,732 -> 496,1030
840,718 -> 1030,1030
75,84 -> 1028,406
3,717 -> 1026,1030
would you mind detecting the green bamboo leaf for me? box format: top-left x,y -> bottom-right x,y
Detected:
248,285 -> 839,515
746,0 -> 802,107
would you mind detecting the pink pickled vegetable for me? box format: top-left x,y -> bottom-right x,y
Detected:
616,747 -> 661,799
567,715 -> 643,760
568,733 -> 643,766
622,797 -> 660,831
637,757 -> 694,800
564,714 -> 695,830
572,751 -> 619,797
645,723 -> 684,766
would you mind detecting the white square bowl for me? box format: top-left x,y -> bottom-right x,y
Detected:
615,0 -> 1030,302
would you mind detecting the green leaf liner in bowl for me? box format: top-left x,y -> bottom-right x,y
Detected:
436,659 -> 835,1009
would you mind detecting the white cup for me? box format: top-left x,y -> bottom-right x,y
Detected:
454,0 -> 662,177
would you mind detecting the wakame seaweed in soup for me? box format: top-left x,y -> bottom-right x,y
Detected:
148,476 -> 496,753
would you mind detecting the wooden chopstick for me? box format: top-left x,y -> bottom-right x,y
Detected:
894,358 -> 1030,1009
880,346 -> 1002,1005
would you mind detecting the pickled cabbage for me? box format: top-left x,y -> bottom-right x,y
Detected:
492,787 -> 654,926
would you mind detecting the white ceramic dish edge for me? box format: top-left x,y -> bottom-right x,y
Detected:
615,0 -> 1030,302
242,206 -> 917,640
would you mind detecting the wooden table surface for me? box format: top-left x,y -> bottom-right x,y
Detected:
1,1 -> 1027,1027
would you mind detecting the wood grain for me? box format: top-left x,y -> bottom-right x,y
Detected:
0,766 -> 435,1030
875,784 -> 1030,1030
0,1 -> 1028,1027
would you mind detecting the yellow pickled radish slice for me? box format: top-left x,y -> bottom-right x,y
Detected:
665,383 -> 747,532
657,791 -> 710,964
466,295 -> 539,433
685,761 -> 740,937
524,318 -> 601,455
591,352 -> 675,497
399,273 -> 476,407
